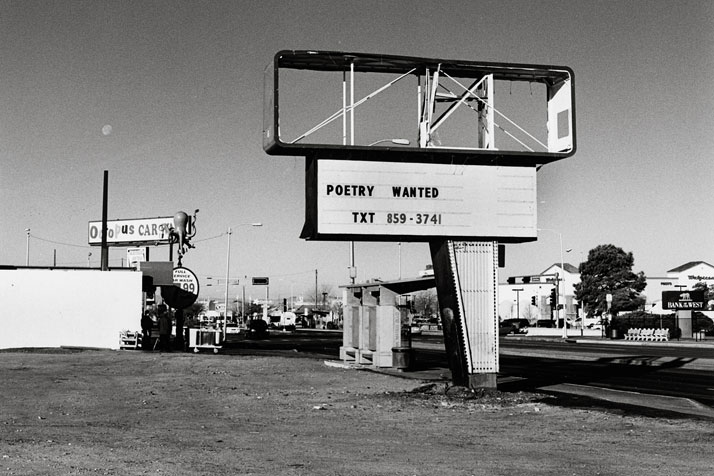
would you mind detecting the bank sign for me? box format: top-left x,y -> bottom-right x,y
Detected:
662,290 -> 705,310
88,217 -> 174,246
304,159 -> 536,242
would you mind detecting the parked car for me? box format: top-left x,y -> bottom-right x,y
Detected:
246,319 -> 269,338
499,318 -> 530,335
535,319 -> 572,328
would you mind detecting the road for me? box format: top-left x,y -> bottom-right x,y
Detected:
409,334 -> 714,418
498,338 -> 714,414
225,330 -> 714,417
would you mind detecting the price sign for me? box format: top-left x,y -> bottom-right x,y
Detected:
174,267 -> 199,295
162,267 -> 200,309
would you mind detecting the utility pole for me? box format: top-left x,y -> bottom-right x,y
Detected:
100,170 -> 109,271
224,227 -> 232,339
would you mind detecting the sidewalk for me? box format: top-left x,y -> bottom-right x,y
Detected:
353,336 -> 714,419
350,334 -> 714,380
516,334 -> 714,349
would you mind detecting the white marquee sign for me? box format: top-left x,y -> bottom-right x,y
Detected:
88,217 -> 174,246
311,160 -> 536,240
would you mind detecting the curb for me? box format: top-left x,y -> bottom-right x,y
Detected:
505,335 -> 714,349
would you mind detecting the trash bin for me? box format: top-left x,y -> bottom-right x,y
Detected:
391,347 -> 413,371
610,328 -> 618,339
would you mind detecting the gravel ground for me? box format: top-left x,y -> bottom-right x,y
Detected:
1,348 -> 712,476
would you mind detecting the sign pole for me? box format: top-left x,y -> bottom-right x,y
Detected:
430,240 -> 499,389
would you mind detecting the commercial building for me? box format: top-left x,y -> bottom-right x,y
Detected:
499,263 -> 579,323
499,261 -> 714,322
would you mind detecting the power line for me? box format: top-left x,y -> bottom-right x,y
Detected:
193,232 -> 226,243
29,233 -> 91,249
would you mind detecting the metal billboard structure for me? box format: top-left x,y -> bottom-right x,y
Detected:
264,50 -> 575,166
264,50 -> 576,388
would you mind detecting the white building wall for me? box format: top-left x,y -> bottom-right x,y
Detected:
667,263 -> 714,290
499,264 -> 579,321
501,261 -> 714,320
0,269 -> 142,350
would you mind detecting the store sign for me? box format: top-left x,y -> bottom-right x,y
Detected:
307,159 -> 536,241
88,217 -> 174,246
662,290 -> 705,310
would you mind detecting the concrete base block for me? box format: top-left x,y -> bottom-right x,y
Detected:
339,346 -> 357,362
467,373 -> 497,389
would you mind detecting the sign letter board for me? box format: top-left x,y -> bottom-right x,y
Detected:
302,159 -> 537,243
252,277 -> 270,285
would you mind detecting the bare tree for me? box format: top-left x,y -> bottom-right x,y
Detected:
413,289 -> 438,319
522,304 -> 539,323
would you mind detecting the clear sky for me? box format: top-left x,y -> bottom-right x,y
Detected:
2,0 -> 713,301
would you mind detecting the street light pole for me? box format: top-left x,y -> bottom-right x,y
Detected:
367,138 -> 410,146
539,228 -> 567,338
224,227 -> 232,340
398,242 -> 402,280
242,276 -> 247,325
558,232 -> 567,338
225,223 -> 262,337
25,229 -> 30,266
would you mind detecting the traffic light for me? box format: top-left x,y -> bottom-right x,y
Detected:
549,288 -> 557,308
522,276 -> 531,284
531,296 -> 537,306
507,277 -> 516,284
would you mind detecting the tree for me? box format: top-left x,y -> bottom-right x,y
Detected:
522,303 -> 540,322
413,289 -> 438,319
188,302 -> 205,317
574,244 -> 646,318
301,284 -> 334,307
692,281 -> 714,310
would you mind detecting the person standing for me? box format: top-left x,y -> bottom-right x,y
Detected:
141,311 -> 153,350
158,311 -> 172,352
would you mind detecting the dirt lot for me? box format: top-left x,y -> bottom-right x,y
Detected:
1,348 -> 712,476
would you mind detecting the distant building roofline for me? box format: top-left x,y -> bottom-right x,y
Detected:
666,261 -> 714,273
539,262 -> 579,275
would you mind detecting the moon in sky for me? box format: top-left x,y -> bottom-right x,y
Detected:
101,125 -> 112,136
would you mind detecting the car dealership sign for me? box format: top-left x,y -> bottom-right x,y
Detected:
88,217 -> 174,246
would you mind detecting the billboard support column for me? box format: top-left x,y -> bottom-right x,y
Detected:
678,310 -> 693,339
430,240 -> 499,389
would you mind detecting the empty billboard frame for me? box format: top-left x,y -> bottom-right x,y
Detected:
264,50 -> 575,166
